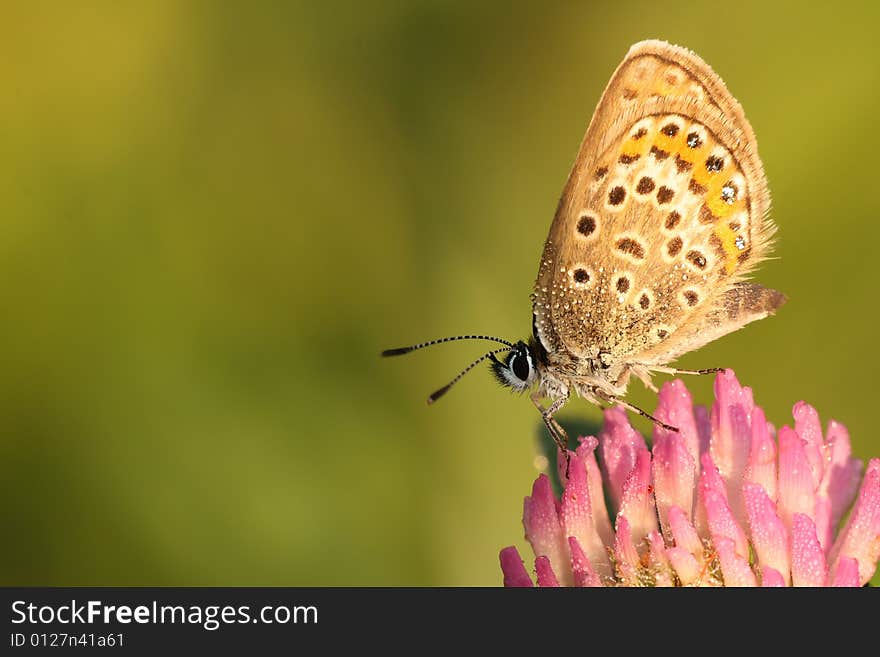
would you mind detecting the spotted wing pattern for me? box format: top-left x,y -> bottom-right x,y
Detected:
533,41 -> 775,367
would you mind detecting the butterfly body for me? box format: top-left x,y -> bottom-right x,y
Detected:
528,41 -> 784,425
385,40 -> 785,452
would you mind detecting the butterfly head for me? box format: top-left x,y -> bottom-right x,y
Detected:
488,340 -> 539,392
381,334 -> 546,404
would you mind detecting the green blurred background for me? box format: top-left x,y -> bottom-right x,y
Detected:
1,1 -> 878,586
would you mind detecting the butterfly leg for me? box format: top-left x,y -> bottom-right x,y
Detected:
626,365 -> 658,393
531,391 -> 572,476
591,387 -> 678,433
647,365 -> 723,376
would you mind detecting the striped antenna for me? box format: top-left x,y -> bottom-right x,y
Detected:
427,348 -> 512,405
381,335 -> 514,357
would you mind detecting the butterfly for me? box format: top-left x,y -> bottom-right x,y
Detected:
383,40 -> 785,461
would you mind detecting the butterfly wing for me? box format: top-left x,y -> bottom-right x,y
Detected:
533,40 -> 779,370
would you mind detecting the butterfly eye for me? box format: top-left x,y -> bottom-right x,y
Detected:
510,352 -> 531,381
490,342 -> 536,391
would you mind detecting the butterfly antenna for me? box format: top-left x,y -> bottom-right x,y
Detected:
427,348 -> 512,405
382,335 -> 515,357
